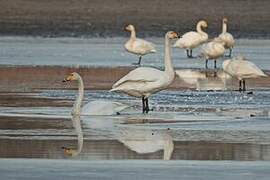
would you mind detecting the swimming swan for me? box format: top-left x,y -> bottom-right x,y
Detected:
62,72 -> 130,116
222,56 -> 267,92
111,31 -> 179,113
218,17 -> 235,57
124,24 -> 156,65
174,20 -> 208,58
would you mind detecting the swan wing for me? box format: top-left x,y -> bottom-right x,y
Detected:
174,31 -> 201,48
112,67 -> 161,88
232,60 -> 267,78
133,38 -> 156,53
81,100 -> 130,115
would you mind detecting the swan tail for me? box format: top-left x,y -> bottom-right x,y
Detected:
150,49 -> 157,53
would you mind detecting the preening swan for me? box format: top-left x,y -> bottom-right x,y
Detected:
124,24 -> 156,65
111,31 -> 179,113
222,55 -> 267,92
218,17 -> 235,57
199,38 -> 225,69
174,20 -> 208,58
62,72 -> 130,116
117,128 -> 174,160
62,114 -> 83,156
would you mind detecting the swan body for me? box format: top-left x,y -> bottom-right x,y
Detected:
81,100 -> 130,116
111,31 -> 179,113
199,38 -> 225,68
174,20 -> 208,58
218,18 -> 235,57
124,24 -> 156,65
118,128 -> 174,160
222,55 -> 267,91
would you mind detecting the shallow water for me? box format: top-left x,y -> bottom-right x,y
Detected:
0,90 -> 270,160
0,37 -> 270,69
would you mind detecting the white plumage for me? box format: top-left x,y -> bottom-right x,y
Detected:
222,55 -> 267,91
124,24 -> 156,65
111,31 -> 179,113
218,18 -> 235,57
174,20 -> 208,58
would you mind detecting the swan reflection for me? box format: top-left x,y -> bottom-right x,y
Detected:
175,69 -> 232,90
116,127 -> 174,160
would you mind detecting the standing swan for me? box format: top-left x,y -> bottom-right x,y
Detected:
218,18 -> 235,57
111,31 -> 179,113
124,24 -> 156,65
174,20 -> 208,58
222,56 -> 267,92
199,38 -> 225,69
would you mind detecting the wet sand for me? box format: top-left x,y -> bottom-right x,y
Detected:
0,0 -> 270,38
0,66 -> 269,92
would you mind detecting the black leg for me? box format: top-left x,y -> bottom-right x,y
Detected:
142,97 -> 145,113
229,49 -> 232,57
190,49 -> 193,58
214,60 -> 217,69
239,80 -> 242,92
243,80 -> 246,92
133,56 -> 142,66
186,49 -> 189,58
145,98 -> 150,113
205,59 -> 208,69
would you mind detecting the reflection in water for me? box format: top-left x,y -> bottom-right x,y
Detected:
116,127 -> 174,160
62,114 -> 83,157
176,69 -> 232,90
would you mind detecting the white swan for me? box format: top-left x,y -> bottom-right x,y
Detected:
199,38 -> 225,69
124,24 -> 156,65
218,17 -> 235,57
111,31 -> 179,113
117,128 -> 174,160
174,20 -> 208,58
62,72 -> 130,116
62,114 -> 83,156
222,55 -> 268,92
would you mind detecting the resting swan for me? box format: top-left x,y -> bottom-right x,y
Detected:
124,24 -> 156,65
222,55 -> 267,92
62,72 -> 130,116
199,38 -> 225,69
174,20 -> 208,58
218,18 -> 235,57
111,31 -> 179,113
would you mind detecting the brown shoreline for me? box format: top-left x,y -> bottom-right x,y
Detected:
0,66 -> 269,92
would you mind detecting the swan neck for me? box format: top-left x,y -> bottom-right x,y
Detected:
196,22 -> 206,36
164,36 -> 174,75
72,114 -> 83,156
73,77 -> 84,115
222,22 -> 227,33
163,136 -> 174,160
130,29 -> 136,40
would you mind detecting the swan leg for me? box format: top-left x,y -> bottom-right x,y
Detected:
205,59 -> 209,69
214,60 -> 217,69
133,56 -> 142,66
239,80 -> 242,92
142,96 -> 146,113
229,49 -> 232,57
145,98 -> 150,113
186,49 -> 190,58
243,80 -> 246,92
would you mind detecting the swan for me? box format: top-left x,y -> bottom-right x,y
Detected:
199,38 -> 225,69
62,114 -> 83,156
62,72 -> 130,116
222,55 -> 268,92
173,20 -> 208,58
117,127 -> 174,160
218,17 -> 235,57
111,31 -> 179,113
124,24 -> 156,65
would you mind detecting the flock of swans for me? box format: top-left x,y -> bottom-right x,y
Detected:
60,18 -> 268,159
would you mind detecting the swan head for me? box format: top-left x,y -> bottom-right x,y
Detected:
63,72 -> 80,82
198,20 -> 208,29
125,24 -> 135,32
223,17 -> 228,24
62,146 -> 77,156
166,31 -> 180,39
